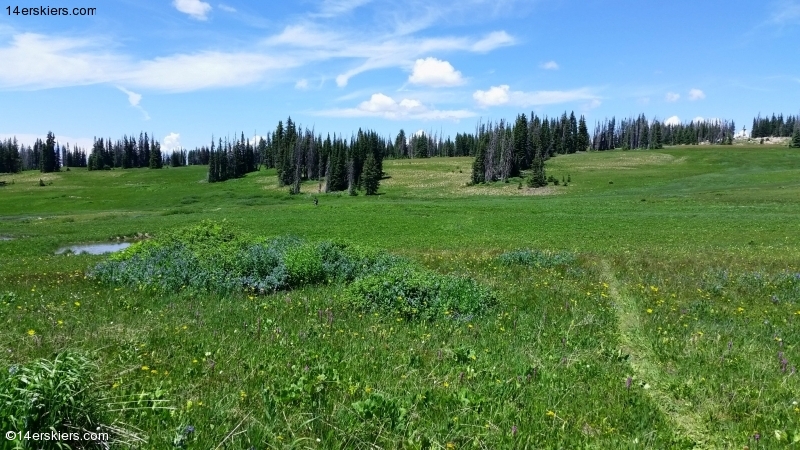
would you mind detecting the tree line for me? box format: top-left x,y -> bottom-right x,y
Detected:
751,113 -> 798,139
0,133 -> 87,173
592,116 -> 736,150
87,132 -> 163,170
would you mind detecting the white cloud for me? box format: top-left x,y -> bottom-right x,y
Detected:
318,93 -> 475,121
664,116 -> 681,126
770,0 -> 800,24
688,88 -> 705,101
173,0 -> 212,20
295,79 -> 309,89
473,84 -> 598,107
218,3 -> 236,13
692,116 -> 705,123
408,57 -> 464,87
162,133 -> 182,153
583,99 -> 602,110
471,31 -> 515,52
330,31 -> 515,87
117,86 -> 141,107
117,86 -> 150,120
315,0 -> 372,17
665,92 -> 680,102
473,85 -> 510,106
0,33 -> 125,89
0,9 -> 517,92
540,61 -> 559,70
128,51 -> 297,92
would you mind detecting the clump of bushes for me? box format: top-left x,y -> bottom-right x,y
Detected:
497,248 -> 578,269
345,265 -> 496,320
91,221 -> 496,320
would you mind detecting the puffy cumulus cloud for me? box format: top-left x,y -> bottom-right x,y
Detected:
664,116 -> 681,126
473,85 -> 598,107
317,93 -> 475,121
473,85 -> 510,106
173,0 -> 212,20
688,88 -> 706,101
540,61 -> 559,70
408,57 -> 464,87
665,92 -> 680,102
162,133 -> 182,153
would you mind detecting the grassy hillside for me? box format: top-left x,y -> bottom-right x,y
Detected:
1,145 -> 799,448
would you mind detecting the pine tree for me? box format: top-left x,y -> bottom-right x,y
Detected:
471,140 -> 486,184
149,136 -> 163,169
791,126 -> 800,148
512,113 -> 528,175
527,152 -> 547,188
577,116 -> 590,151
363,152 -> 380,195
40,132 -> 59,173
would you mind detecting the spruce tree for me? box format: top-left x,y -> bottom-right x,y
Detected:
577,116 -> 590,151
149,137 -> 163,169
40,132 -> 58,173
363,152 -> 380,195
471,141 -> 486,184
791,126 -> 800,148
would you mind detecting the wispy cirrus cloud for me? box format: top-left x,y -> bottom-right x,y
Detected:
769,0 -> 800,24
116,86 -> 150,120
0,1 -> 519,93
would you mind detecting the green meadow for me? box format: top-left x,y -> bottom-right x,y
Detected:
1,145 -> 799,449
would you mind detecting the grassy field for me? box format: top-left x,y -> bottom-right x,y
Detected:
1,145 -> 799,449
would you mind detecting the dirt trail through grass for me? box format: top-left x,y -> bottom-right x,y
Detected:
600,260 -> 710,448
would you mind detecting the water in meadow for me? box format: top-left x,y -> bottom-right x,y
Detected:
55,242 -> 131,255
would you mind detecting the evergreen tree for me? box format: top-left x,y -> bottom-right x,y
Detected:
791,126 -> 800,148
512,113 -> 528,175
527,153 -> 547,187
40,132 -> 59,173
413,133 -> 428,158
362,152 -> 380,195
577,116 -> 590,151
149,136 -> 163,169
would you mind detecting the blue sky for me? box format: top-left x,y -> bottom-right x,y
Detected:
1,0 -> 799,151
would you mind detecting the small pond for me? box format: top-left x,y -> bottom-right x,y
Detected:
55,242 -> 131,255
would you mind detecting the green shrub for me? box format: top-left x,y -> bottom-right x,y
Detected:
497,249 -> 577,269
1,352 -> 113,448
284,242 -> 325,286
345,265 -> 495,320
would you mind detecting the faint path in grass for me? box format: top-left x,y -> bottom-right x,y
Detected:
600,260 -> 711,449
